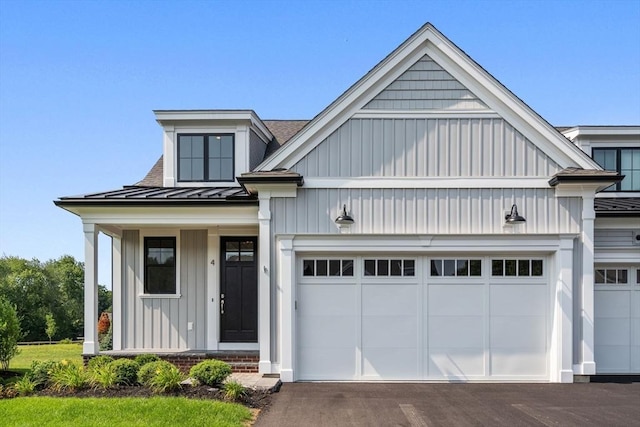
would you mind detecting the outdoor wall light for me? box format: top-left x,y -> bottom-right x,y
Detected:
334,204 -> 354,225
505,204 -> 526,224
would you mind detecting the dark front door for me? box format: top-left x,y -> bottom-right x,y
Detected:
220,237 -> 258,342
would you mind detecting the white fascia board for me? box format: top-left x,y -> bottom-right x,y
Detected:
243,183 -> 298,198
303,177 -> 551,189
154,110 -> 273,142
553,183 -> 615,197
74,206 -> 258,226
595,218 -> 640,229
424,38 -> 600,170
289,233 -> 575,253
257,23 -> 600,172
562,126 -> 640,140
595,191 -> 640,198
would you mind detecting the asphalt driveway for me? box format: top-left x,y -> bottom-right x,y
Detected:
256,382 -> 640,426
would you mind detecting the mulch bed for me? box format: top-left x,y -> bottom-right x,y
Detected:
1,375 -> 273,409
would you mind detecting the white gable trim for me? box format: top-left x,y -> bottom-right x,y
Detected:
303,177 -> 551,189
257,24 -> 600,172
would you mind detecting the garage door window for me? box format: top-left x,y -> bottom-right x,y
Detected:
430,259 -> 481,277
492,259 -> 543,277
303,259 -> 354,277
364,259 -> 415,276
595,268 -> 628,284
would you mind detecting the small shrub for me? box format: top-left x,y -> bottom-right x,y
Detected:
0,297 -> 21,370
138,360 -> 174,387
13,375 -> 36,396
45,313 -> 57,344
189,359 -> 232,386
90,363 -> 118,389
50,360 -> 88,392
99,326 -> 113,351
148,363 -> 183,393
26,360 -> 60,389
134,353 -> 161,367
87,355 -> 114,371
0,383 -> 17,399
98,312 -> 111,335
110,358 -> 139,385
223,380 -> 246,401
59,338 -> 73,344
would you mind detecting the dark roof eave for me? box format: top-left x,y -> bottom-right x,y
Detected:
236,175 -> 304,186
595,211 -> 640,218
548,175 -> 624,186
54,199 -> 258,208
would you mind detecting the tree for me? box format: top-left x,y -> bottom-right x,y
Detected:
0,296 -> 21,370
45,313 -> 57,343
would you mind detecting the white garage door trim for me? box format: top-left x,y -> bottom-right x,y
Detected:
594,264 -> 640,374
296,255 -> 551,382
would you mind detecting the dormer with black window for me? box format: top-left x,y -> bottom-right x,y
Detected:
155,110 -> 274,187
563,126 -> 640,193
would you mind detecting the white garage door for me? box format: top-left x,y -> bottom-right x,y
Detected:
595,265 -> 640,374
297,256 -> 549,381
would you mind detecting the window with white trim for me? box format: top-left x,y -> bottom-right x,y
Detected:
144,237 -> 176,294
364,259 -> 415,277
178,134 -> 234,182
430,259 -> 482,277
592,147 -> 640,191
491,259 -> 543,277
303,259 -> 354,277
595,268 -> 628,284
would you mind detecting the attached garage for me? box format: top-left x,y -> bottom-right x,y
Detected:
296,255 -> 550,381
594,265 -> 640,374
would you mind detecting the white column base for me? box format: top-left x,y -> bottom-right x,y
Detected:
259,360 -> 272,374
574,361 -> 596,375
83,341 -> 98,355
559,370 -> 575,383
280,368 -> 294,383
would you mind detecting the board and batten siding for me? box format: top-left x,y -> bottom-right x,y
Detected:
291,118 -> 561,178
121,229 -> 207,350
271,188 -> 581,235
363,55 -> 489,110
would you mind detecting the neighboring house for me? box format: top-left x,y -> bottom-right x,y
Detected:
56,23 -> 639,382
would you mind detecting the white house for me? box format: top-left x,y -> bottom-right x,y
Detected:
56,23 -> 640,382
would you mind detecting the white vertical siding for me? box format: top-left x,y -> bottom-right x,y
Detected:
292,118 -> 561,177
364,55 -> 490,110
271,188 -> 581,235
249,130 -> 267,170
121,229 -> 207,350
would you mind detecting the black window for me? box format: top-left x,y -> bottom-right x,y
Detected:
178,134 -> 234,182
592,148 -> 640,191
144,237 -> 176,294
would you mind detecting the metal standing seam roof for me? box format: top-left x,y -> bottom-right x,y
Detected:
55,186 -> 256,206
594,198 -> 640,217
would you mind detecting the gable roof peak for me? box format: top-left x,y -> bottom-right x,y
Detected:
256,22 -> 601,172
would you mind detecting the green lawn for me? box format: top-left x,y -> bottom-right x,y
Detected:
0,397 -> 252,427
10,343 -> 83,370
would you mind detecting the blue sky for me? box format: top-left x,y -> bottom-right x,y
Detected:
1,0 -> 639,288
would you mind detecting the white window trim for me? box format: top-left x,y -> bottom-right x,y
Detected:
139,229 -> 181,298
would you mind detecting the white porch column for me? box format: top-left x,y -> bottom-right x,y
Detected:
111,235 -> 122,351
552,236 -> 575,383
82,223 -> 99,354
258,193 -> 272,374
278,236 -> 295,382
579,195 -> 597,374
